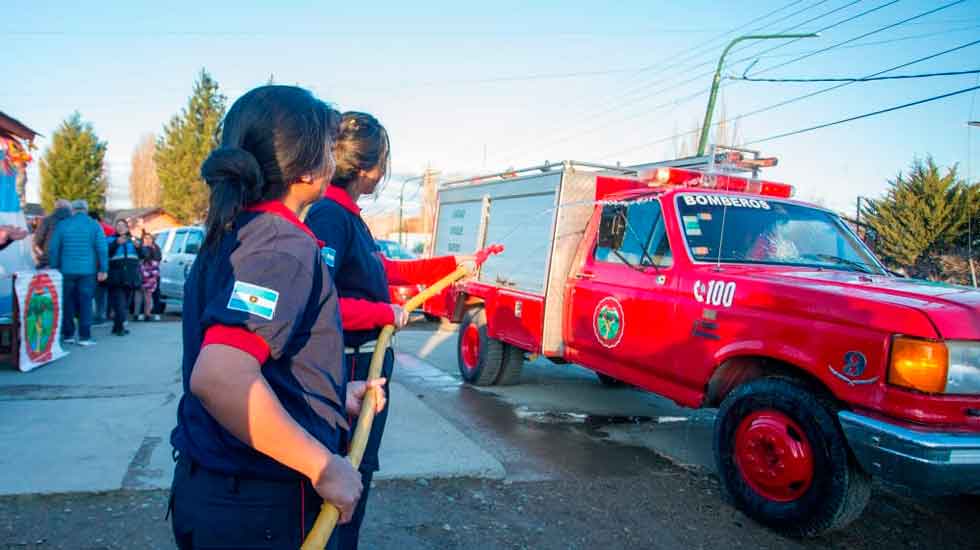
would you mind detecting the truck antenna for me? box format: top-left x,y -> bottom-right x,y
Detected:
715,205 -> 728,272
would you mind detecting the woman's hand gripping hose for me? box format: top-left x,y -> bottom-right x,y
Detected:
301,244 -> 504,550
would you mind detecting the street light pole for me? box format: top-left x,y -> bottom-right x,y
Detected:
969,121 -> 979,286
697,33 -> 820,156
399,175 -> 423,249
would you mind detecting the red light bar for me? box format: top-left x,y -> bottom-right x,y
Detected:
638,166 -> 794,198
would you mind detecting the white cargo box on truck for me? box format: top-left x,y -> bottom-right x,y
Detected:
431,161 -> 632,356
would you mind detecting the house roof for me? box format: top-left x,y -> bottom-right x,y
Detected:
0,111 -> 39,141
108,207 -> 163,222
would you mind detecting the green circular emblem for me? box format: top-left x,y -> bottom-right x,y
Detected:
593,297 -> 624,348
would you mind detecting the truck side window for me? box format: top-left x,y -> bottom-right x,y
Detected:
184,230 -> 203,255
595,200 -> 672,268
154,230 -> 169,251
170,230 -> 189,255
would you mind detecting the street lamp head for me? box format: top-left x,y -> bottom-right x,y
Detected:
969,121 -> 980,127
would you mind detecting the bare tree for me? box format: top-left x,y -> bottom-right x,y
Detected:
129,133 -> 160,208
421,167 -> 439,234
678,99 -> 741,158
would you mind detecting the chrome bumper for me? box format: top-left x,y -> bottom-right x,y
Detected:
839,411 -> 980,495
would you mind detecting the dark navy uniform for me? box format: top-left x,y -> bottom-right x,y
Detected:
170,201 -> 347,549
306,186 -> 456,550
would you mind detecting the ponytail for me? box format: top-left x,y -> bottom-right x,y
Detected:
200,148 -> 264,250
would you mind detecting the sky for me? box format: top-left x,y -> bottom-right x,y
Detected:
5,0 -> 980,218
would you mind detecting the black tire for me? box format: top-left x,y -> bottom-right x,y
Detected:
494,345 -> 525,386
596,372 -> 626,387
714,377 -> 871,537
457,308 -> 505,386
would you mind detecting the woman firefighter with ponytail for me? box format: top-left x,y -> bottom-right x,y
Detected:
305,112 -> 476,550
169,86 -> 387,550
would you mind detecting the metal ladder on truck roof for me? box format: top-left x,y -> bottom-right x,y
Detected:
629,145 -> 777,180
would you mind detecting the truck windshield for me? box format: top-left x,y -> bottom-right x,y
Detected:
677,193 -> 884,274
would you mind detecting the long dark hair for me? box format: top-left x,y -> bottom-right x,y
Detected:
330,112 -> 390,190
201,85 -> 341,250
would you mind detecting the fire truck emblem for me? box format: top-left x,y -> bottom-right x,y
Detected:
593,297 -> 625,348
842,351 -> 867,377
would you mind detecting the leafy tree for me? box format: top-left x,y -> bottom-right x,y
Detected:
155,69 -> 226,223
39,112 -> 108,214
862,157 -> 970,267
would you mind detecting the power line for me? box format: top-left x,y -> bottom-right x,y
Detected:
750,24 -> 980,58
594,3 -> 979,157
600,39 -> 980,159
502,0 -> 901,159
731,68 -> 980,83
487,0 -> 831,160
748,0 -> 971,76
745,84 -> 980,145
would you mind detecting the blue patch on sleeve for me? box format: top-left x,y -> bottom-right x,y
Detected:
227,280 -> 279,320
321,247 -> 336,267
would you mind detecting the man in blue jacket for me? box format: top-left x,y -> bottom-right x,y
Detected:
49,199 -> 108,346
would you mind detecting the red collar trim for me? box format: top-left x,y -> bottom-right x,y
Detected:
323,185 -> 361,216
245,201 -> 325,248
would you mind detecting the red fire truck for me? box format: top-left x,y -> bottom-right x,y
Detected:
423,147 -> 980,535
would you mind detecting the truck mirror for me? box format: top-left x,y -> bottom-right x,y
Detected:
597,206 -> 626,250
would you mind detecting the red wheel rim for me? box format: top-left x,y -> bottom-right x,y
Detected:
734,410 -> 814,502
461,324 -> 480,371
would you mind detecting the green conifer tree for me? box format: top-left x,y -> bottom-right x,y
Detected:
862,157 -> 969,267
155,69 -> 226,224
38,112 -> 108,214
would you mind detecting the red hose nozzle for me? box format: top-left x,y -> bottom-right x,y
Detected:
474,244 -> 504,267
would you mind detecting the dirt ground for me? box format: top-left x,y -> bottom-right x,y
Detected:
3,458 -> 978,550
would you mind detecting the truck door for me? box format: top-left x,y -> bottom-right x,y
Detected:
566,199 -> 679,387
160,229 -> 188,298
173,229 -> 203,300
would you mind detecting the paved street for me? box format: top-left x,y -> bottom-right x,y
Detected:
0,319 -> 978,549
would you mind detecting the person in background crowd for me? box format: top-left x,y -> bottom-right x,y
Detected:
49,200 -> 108,346
91,211 -> 114,237
107,219 -> 143,336
305,112 -> 468,550
33,199 -> 71,268
135,232 -> 160,321
0,224 -> 29,252
138,230 -> 163,321
90,212 -> 113,325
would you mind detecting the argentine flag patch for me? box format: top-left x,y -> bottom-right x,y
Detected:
321,246 -> 336,267
227,281 -> 279,320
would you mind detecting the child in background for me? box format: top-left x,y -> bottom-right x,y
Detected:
135,233 -> 160,321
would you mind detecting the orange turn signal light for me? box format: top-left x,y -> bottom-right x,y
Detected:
888,337 -> 949,394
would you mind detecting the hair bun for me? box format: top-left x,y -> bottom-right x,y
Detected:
201,148 -> 264,199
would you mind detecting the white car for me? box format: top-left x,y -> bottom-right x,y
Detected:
153,226 -> 204,312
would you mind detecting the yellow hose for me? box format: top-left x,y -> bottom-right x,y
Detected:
301,265 -> 472,549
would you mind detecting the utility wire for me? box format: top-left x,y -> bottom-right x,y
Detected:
497,0 -> 895,160
745,84 -> 980,145
747,0 -> 970,76
600,39 -> 980,159
730,69 -> 980,83
595,0 -> 967,156
488,0 -> 834,160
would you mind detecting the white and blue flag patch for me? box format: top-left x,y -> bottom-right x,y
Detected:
321,246 -> 336,267
227,281 -> 279,320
